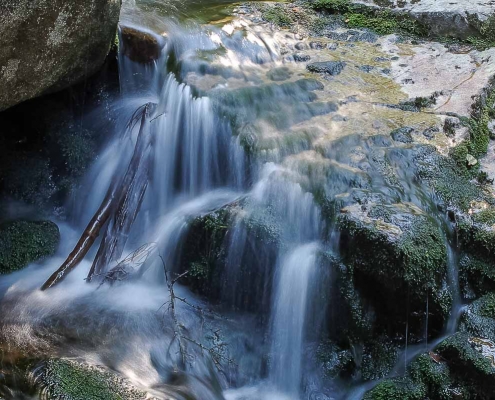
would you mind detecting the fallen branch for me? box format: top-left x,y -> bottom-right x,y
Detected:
41,103 -> 154,290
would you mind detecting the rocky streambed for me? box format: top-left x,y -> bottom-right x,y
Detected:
1,0 -> 495,399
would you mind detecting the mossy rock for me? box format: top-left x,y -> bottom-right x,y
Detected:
363,377 -> 426,400
436,332 -> 495,397
459,253 -> 495,298
457,212 -> 495,261
34,359 -> 147,400
0,220 -> 60,274
338,201 -> 450,335
460,293 -> 495,341
178,203 -> 281,310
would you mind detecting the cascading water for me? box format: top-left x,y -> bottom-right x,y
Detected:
270,243 -> 320,397
0,1 -> 480,399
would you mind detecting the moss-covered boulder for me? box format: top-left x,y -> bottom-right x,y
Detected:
338,201 -> 450,335
460,293 -> 495,341
436,332 -> 495,397
0,220 -> 60,274
34,359 -> 148,400
178,202 -> 282,311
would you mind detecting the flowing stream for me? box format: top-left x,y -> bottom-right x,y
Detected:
0,1 -> 468,399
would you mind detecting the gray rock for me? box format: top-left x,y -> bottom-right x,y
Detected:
295,42 -> 308,50
488,120 -> 495,139
391,127 -> 414,143
307,61 -> 346,75
348,0 -> 494,40
0,0 -> 121,111
310,41 -> 325,49
327,43 -> 339,50
293,53 -> 311,62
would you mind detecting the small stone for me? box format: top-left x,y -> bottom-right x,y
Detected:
374,57 -> 389,62
423,126 -> 439,140
466,154 -> 478,167
293,53 -> 311,62
295,42 -> 308,50
310,41 -> 325,50
307,61 -> 346,75
381,68 -> 391,74
391,56 -> 400,61
391,127 -> 414,143
327,43 -> 338,50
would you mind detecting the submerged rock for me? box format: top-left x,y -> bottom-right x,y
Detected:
0,0 -> 121,111
0,220 -> 60,274
306,61 -> 346,75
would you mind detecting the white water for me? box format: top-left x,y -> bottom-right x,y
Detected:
270,243 -> 319,397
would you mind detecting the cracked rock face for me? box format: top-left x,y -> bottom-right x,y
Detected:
0,0 -> 121,111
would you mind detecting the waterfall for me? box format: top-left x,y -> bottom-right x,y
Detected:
270,242 -> 320,397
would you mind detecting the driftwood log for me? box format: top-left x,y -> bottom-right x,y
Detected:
41,103 -> 154,290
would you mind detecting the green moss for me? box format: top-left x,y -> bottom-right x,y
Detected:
409,354 -> 453,400
0,220 -> 60,274
450,77 -> 495,173
310,0 -> 427,36
437,332 -> 495,387
458,214 -> 495,260
363,377 -> 426,400
361,338 -> 399,381
261,6 -> 293,28
459,253 -> 495,297
180,209 -> 231,294
37,359 -> 146,400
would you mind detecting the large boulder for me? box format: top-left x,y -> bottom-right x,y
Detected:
0,0 -> 121,111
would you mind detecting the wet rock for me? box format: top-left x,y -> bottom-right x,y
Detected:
423,126 -> 439,140
444,117 -> 461,137
327,43 -> 339,50
309,41 -> 325,49
374,57 -> 389,62
390,127 -> 414,143
338,201 -> 450,335
436,332 -> 495,396
460,293 -> 495,340
267,67 -> 292,81
295,42 -> 308,50
120,25 -> 164,64
0,0 -> 121,111
0,220 -> 60,274
307,61 -> 346,75
293,53 -> 311,62
363,377 -> 427,400
34,359 -> 149,399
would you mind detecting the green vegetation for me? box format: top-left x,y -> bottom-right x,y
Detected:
37,359 -> 146,400
364,378 -> 426,400
450,77 -> 495,174
0,220 -> 60,274
310,0 -> 427,36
